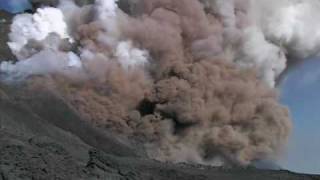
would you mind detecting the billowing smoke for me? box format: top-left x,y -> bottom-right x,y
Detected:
251,0 -> 320,59
1,0 -> 306,166
8,7 -> 71,59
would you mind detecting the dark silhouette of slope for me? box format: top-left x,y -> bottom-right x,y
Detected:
0,79 -> 319,180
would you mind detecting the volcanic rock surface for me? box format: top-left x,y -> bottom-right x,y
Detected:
0,82 -> 318,179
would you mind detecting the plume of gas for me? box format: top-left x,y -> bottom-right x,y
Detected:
204,0 -> 320,85
1,0 -> 149,80
250,0 -> 320,59
0,0 -> 292,166
7,7 -> 70,59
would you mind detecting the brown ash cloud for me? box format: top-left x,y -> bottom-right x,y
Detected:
1,0 -> 292,166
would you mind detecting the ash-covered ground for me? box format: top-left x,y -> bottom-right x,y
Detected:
0,1 -> 319,180
0,68 -> 318,179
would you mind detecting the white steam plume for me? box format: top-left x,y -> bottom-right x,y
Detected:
0,50 -> 82,80
1,0 -> 149,80
116,41 -> 149,70
237,27 -> 287,87
203,0 -> 320,87
8,7 -> 70,59
251,0 -> 320,59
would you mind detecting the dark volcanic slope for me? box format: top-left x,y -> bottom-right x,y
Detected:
0,9 -> 320,180
0,84 -> 319,180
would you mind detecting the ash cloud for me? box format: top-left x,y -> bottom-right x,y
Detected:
0,0 -> 300,166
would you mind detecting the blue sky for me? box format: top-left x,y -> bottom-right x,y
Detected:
278,58 -> 320,174
0,0 -> 31,13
